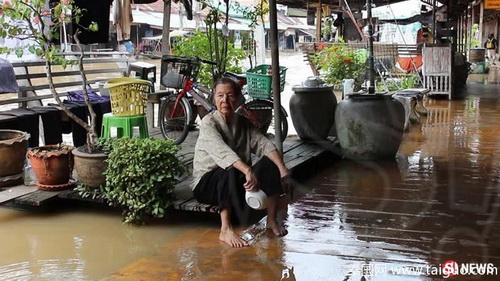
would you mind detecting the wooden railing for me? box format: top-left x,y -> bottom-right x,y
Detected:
1,52 -> 131,108
297,42 -> 422,77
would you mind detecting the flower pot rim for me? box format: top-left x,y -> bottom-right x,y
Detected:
27,144 -> 73,159
0,129 -> 30,146
72,145 -> 106,157
347,93 -> 394,99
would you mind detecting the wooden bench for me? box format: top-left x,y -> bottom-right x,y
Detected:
0,52 -> 133,147
1,51 -> 131,107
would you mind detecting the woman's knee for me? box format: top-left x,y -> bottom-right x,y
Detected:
254,156 -> 280,176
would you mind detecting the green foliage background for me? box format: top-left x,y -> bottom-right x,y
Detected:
173,31 -> 246,88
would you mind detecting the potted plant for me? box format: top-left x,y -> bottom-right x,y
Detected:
27,143 -> 74,189
0,0 -> 105,188
77,137 -> 186,224
322,17 -> 333,41
313,39 -> 368,92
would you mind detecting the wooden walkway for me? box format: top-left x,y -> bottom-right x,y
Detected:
0,127 -> 335,213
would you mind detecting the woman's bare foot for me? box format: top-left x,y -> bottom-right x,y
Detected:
220,227 -> 249,247
267,218 -> 288,237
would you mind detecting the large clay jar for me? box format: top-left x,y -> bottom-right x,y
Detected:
72,146 -> 107,188
335,94 -> 405,160
28,145 -> 74,186
290,77 -> 337,141
0,130 -> 29,187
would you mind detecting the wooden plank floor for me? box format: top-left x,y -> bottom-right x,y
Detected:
0,127 -> 334,213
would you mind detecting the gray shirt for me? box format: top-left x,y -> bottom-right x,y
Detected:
192,111 -> 276,190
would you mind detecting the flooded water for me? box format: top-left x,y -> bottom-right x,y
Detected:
107,86 -> 500,280
0,206 -> 211,280
3,54 -> 500,280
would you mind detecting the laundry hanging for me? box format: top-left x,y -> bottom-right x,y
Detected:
72,0 -> 114,44
114,0 -> 133,42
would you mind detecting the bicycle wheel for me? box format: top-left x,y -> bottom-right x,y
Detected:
236,99 -> 288,143
159,95 -> 191,144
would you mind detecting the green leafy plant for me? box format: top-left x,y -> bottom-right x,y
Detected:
0,0 -> 100,153
469,23 -> 480,48
233,0 -> 268,67
173,29 -> 245,87
376,74 -> 419,92
313,39 -> 368,87
98,137 -> 185,225
322,17 -> 333,40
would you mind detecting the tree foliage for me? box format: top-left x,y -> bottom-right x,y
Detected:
173,29 -> 245,88
0,0 -> 100,152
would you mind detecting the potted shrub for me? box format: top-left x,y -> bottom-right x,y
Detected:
1,0 -> 105,187
313,39 -> 368,92
78,137 -> 186,224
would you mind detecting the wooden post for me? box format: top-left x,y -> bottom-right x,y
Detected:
366,0 -> 375,93
161,1 -> 172,57
464,7 -> 468,51
470,4 -> 474,47
268,0 -> 283,154
479,0 -> 484,44
432,0 -> 437,43
494,16 -> 499,43
458,15 -> 462,53
316,0 -> 322,42
160,0 -> 171,91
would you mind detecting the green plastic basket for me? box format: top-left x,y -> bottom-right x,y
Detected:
246,65 -> 287,99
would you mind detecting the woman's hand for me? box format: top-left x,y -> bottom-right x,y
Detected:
233,160 -> 259,191
243,168 -> 258,191
279,167 -> 290,179
280,169 -> 291,194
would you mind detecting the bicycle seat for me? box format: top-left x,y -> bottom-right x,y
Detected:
224,72 -> 247,80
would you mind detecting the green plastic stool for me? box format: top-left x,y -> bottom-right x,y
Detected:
101,113 -> 149,139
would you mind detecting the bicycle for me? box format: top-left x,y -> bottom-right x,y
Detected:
224,71 -> 288,144
158,55 -> 288,145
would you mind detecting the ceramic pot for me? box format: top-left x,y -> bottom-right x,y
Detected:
72,146 -> 107,188
28,145 -> 74,186
335,94 -> 405,160
290,77 -> 337,141
0,130 -> 29,186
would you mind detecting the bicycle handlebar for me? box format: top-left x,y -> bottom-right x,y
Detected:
198,58 -> 217,66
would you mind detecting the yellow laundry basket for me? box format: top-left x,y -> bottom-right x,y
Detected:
104,78 -> 152,116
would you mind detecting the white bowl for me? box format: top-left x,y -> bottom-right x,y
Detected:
245,190 -> 268,210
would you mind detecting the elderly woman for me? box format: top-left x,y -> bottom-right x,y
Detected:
192,77 -> 289,248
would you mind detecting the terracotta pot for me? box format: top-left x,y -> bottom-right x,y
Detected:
0,130 -> 30,187
72,146 -> 107,188
28,145 -> 74,186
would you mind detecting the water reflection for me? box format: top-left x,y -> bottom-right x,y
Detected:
105,92 -> 500,281
0,208 -> 204,280
276,94 -> 500,280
